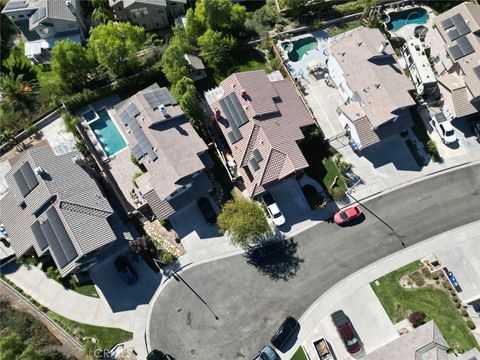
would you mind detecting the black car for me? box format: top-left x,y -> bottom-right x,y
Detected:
198,197 -> 217,225
249,242 -> 284,264
271,316 -> 300,350
147,350 -> 174,360
114,256 -> 138,284
471,119 -> 480,143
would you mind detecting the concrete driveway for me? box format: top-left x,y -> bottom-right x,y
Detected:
89,243 -> 161,313
169,197 -> 238,263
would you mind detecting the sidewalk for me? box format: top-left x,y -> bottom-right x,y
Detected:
1,262 -> 136,332
281,220 -> 480,359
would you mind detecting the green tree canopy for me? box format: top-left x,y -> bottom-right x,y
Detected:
185,8 -> 205,47
0,73 -> 36,112
172,76 -> 203,120
194,0 -> 246,34
88,21 -> 145,79
217,198 -> 270,247
2,45 -> 38,83
51,40 -> 97,91
160,37 -> 190,84
198,29 -> 236,71
0,331 -> 41,360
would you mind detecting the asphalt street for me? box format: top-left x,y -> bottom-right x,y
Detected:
149,164 -> 480,359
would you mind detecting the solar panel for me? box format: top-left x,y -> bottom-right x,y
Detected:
31,221 -> 48,250
126,103 -> 140,118
448,28 -> 460,41
451,14 -> 470,37
43,207 -> 78,268
132,144 -> 144,161
441,17 -> 454,30
227,131 -> 238,144
13,162 -> 38,198
448,45 -> 464,61
457,37 -> 474,56
474,65 -> 480,80
37,7 -> 46,21
219,93 -> 249,129
144,92 -> 161,110
5,0 -> 27,10
252,149 -> 262,162
250,158 -> 260,171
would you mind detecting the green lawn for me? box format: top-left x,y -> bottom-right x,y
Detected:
70,283 -> 99,298
47,311 -> 133,350
371,261 -> 479,351
327,20 -> 362,37
290,346 -> 308,360
322,157 -> 346,191
213,47 -> 270,84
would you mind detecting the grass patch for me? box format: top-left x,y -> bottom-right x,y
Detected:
47,311 -> 132,350
371,261 -> 479,351
213,47 -> 269,84
327,20 -> 362,37
291,346 -> 308,360
322,157 -> 346,191
70,283 -> 99,298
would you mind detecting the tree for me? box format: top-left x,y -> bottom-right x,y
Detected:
51,40 -> 97,91
17,345 -> 42,360
230,3 -> 248,34
217,198 -> 270,247
200,0 -> 232,31
246,0 -> 281,34
408,311 -> 426,328
160,37 -> 189,84
172,76 -> 203,121
2,46 -> 38,83
88,21 -> 145,78
185,8 -> 205,47
0,332 -> 25,360
198,29 -> 236,71
0,73 -> 36,112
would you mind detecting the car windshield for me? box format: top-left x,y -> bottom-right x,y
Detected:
273,212 -> 282,219
445,130 -> 454,136
260,354 -> 270,360
340,212 -> 349,220
346,337 -> 358,346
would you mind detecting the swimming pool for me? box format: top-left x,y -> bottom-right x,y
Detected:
82,109 -> 97,122
384,8 -> 429,32
89,109 -> 127,157
286,36 -> 318,62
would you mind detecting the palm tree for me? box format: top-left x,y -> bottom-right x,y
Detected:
0,73 -> 37,112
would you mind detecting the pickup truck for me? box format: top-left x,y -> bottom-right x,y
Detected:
312,338 -> 333,359
331,310 -> 362,355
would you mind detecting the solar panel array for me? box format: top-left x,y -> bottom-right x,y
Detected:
143,88 -> 176,110
447,14 -> 471,41
441,17 -> 454,30
118,103 -> 157,161
448,37 -> 475,60
13,162 -> 39,198
131,144 -> 144,161
31,207 -> 78,268
250,158 -> 260,171
219,93 -> 249,144
474,65 -> 480,80
252,149 -> 263,163
31,7 -> 47,24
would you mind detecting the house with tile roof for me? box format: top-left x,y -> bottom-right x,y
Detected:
109,0 -> 185,30
0,145 -> 118,277
2,0 -> 85,64
204,70 -> 315,198
93,84 -> 213,222
364,320 -> 479,360
425,1 -> 480,120
327,27 -> 416,151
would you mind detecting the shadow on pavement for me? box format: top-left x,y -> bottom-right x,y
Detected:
245,238 -> 304,281
338,213 -> 367,227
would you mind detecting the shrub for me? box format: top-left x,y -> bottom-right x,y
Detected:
302,185 -> 327,210
131,152 -> 139,167
132,171 -> 143,188
158,249 -> 177,265
461,309 -> 469,317
75,140 -> 89,156
409,271 -> 425,287
331,186 -> 346,201
45,267 -> 62,282
455,302 -> 461,308
452,296 -> 459,303
426,140 -> 440,162
408,311 -> 426,328
466,320 -> 476,330
435,280 -> 440,285
432,272 -> 439,280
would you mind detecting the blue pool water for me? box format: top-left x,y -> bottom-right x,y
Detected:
82,109 -> 97,122
385,8 -> 428,32
89,109 -> 127,157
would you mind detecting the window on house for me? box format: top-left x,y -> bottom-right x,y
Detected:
130,7 -> 148,19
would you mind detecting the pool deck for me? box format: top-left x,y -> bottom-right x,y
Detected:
386,5 -> 436,40
277,30 -> 329,77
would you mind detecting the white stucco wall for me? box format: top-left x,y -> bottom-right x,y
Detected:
328,55 -> 354,102
339,112 -> 362,148
438,82 -> 456,121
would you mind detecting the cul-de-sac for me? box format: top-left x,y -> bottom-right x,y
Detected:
0,0 -> 479,359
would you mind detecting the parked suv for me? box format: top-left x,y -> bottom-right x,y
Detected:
331,310 -> 362,355
261,193 -> 286,226
271,316 -> 299,350
430,113 -> 457,145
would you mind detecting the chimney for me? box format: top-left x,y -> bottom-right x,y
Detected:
159,104 -> 168,117
214,108 -> 221,120
241,89 -> 247,98
379,40 -> 389,54
33,167 -> 44,175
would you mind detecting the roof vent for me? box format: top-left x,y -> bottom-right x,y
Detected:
241,89 -> 247,98
357,41 -> 363,47
159,104 -> 168,117
375,83 -> 381,89
379,40 -> 389,54
33,166 -> 44,175
72,156 -> 83,165
214,108 -> 222,120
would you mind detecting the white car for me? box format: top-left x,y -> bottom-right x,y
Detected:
262,193 -> 286,226
431,113 -> 457,145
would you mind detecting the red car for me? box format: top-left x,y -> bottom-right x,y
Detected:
331,310 -> 362,355
333,205 -> 362,225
